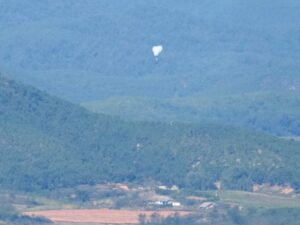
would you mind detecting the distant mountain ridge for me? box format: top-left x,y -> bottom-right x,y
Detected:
82,92 -> 300,136
1,0 -> 300,102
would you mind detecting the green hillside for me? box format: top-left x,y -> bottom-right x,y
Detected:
82,92 -> 300,136
1,75 -> 300,192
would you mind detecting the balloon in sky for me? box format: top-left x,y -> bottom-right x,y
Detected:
152,45 -> 163,58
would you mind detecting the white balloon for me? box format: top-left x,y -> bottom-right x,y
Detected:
152,45 -> 163,57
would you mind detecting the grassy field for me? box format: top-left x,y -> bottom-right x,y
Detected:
218,191 -> 300,208
19,196 -> 76,212
0,190 -> 76,213
19,190 -> 300,211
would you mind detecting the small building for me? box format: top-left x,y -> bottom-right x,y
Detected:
199,202 -> 215,209
158,185 -> 168,190
170,202 -> 181,207
170,185 -> 179,191
148,201 -> 181,207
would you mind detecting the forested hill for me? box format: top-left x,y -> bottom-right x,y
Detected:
82,93 -> 300,136
1,75 -> 300,192
1,0 -> 300,102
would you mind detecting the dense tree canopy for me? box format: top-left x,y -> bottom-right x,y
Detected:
1,75 -> 300,192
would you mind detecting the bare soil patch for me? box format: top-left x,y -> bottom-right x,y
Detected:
24,209 -> 191,224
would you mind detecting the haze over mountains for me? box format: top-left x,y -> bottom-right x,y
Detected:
1,0 -> 300,138
1,0 -> 300,101
1,1 -> 300,224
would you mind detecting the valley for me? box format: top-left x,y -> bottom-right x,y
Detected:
3,182 -> 300,224
1,1 -> 300,224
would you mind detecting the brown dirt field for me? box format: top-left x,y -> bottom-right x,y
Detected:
24,209 -> 191,224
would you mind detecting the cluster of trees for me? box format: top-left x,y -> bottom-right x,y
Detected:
0,203 -> 49,225
1,75 -> 300,193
